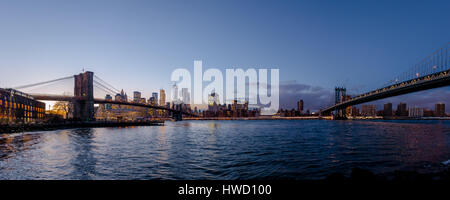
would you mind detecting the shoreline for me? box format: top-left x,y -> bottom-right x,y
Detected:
183,116 -> 450,120
0,120 -> 164,134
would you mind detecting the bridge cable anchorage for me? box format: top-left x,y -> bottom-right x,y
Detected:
93,80 -> 119,95
13,76 -> 74,90
94,75 -> 120,94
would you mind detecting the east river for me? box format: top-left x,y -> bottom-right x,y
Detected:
0,120 -> 449,179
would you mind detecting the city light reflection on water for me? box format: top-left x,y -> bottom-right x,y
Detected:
0,120 -> 449,180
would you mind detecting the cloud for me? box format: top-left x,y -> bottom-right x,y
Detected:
279,81 -> 334,112
279,81 -> 450,113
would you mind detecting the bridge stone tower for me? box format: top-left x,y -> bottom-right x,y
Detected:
73,71 -> 94,121
334,87 -> 347,119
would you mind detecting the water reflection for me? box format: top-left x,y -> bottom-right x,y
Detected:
67,128 -> 97,179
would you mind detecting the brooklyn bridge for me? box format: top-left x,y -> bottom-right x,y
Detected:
10,71 -> 196,121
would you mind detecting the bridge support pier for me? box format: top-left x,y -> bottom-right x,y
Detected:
333,109 -> 348,120
172,111 -> 183,121
73,71 -> 94,121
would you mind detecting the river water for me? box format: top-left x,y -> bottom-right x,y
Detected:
0,120 -> 449,180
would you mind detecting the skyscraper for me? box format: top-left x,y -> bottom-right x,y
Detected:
172,83 -> 178,102
159,89 -> 166,106
152,92 -> 158,105
133,91 -> 141,103
435,103 -> 445,117
297,100 -> 304,113
383,103 -> 392,116
149,97 -> 156,105
181,88 -> 190,104
396,103 -> 407,116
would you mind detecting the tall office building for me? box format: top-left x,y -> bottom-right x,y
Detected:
152,92 -> 158,105
172,83 -> 178,102
435,103 -> 445,117
133,91 -> 141,103
159,89 -> 166,106
297,100 -> 304,113
396,103 -> 407,116
181,88 -> 190,104
149,97 -> 156,105
383,103 -> 392,116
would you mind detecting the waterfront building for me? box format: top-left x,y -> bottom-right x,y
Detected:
383,103 -> 393,116
361,105 -> 377,116
350,107 -> 360,116
435,103 -> 445,117
423,109 -> 434,117
0,88 -> 45,123
409,107 -> 424,118
297,100 -> 304,113
396,103 -> 407,116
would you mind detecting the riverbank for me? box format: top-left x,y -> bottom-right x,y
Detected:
0,120 -> 164,134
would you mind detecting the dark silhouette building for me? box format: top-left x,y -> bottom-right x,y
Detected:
297,100 -> 304,113
396,103 -> 407,116
435,103 -> 445,117
383,103 -> 392,116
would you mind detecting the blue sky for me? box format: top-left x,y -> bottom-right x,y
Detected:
0,0 -> 449,111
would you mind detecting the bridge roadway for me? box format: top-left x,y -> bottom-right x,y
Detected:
321,69 -> 450,114
31,94 -> 197,117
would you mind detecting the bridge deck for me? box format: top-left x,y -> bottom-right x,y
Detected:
31,94 -> 197,117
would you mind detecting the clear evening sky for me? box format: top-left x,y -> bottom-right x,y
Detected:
0,0 -> 449,111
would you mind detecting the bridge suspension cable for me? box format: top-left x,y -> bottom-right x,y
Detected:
93,80 -> 119,95
13,76 -> 74,90
94,75 -> 120,94
94,84 -> 115,95
377,42 -> 450,91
